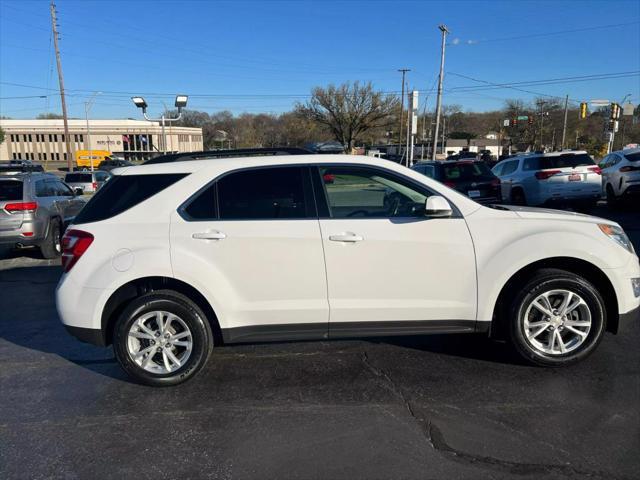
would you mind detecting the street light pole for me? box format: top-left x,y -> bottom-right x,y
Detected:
432,24 -> 449,161
397,69 -> 410,159
132,95 -> 188,157
84,91 -> 101,171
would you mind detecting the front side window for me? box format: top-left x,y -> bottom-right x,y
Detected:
217,167 -> 312,220
319,166 -> 429,219
501,160 -> 519,175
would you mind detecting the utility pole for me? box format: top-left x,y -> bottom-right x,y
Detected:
561,94 -> 569,150
405,81 -> 411,165
50,1 -> 73,171
397,69 -> 410,159
432,24 -> 449,161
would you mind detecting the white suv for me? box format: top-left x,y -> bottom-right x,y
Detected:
492,151 -> 602,208
56,154 -> 640,386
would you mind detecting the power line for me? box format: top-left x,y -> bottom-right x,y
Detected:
448,20 -> 640,46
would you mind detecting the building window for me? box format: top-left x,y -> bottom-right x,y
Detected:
79,134 -> 84,142
30,153 -> 35,160
43,153 -> 47,161
28,134 -> 32,142
56,153 -> 60,161
54,134 -> 58,142
61,135 -> 65,142
12,153 -> 17,159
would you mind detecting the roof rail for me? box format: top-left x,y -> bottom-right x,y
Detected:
143,147 -> 313,165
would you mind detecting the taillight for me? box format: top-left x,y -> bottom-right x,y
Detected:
620,165 -> 640,172
587,166 -> 602,175
61,229 -> 94,272
491,178 -> 500,187
92,181 -> 98,190
5,201 -> 38,213
444,181 -> 456,188
535,170 -> 561,180
323,174 -> 335,183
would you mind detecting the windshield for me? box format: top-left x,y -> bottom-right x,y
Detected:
65,173 -> 93,182
526,154 -> 596,170
443,162 -> 493,180
0,180 -> 23,201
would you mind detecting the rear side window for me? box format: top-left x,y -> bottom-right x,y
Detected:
217,167 -> 313,220
73,174 -> 187,224
65,173 -> 92,182
624,152 -> 640,162
0,180 -> 23,200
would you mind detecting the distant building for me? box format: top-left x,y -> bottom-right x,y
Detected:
0,119 -> 203,162
445,138 -> 506,158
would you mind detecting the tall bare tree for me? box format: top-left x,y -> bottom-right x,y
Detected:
296,82 -> 399,152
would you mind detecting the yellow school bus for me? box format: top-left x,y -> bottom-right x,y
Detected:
75,150 -> 112,169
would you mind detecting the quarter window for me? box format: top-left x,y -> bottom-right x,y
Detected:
217,167 -> 312,220
319,166 -> 429,219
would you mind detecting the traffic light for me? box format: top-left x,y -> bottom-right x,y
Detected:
580,102 -> 587,119
512,117 -> 518,126
610,103 -> 620,120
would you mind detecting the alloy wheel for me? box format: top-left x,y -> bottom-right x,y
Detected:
523,289 -> 592,355
126,311 -> 193,374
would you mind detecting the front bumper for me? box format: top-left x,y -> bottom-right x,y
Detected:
617,304 -> 640,334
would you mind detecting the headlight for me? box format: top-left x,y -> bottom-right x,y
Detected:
598,224 -> 634,253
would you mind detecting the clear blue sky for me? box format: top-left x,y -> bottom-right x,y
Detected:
1,0 -> 639,119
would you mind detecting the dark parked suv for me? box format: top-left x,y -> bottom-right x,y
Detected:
412,160 -> 501,204
98,159 -> 134,172
0,172 -> 86,258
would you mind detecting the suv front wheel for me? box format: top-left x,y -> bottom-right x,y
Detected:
113,290 -> 213,386
508,268 -> 606,366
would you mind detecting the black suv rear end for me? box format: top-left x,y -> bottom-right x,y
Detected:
412,160 -> 501,204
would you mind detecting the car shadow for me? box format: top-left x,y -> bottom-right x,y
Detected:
0,264 -> 523,389
0,265 -> 131,383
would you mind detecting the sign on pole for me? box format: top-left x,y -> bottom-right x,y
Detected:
590,99 -> 610,107
623,103 -> 636,116
503,119 -> 510,127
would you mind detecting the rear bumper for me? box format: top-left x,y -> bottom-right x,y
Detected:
64,325 -> 106,346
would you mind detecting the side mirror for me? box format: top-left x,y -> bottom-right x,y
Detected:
74,188 -> 84,196
425,195 -> 452,218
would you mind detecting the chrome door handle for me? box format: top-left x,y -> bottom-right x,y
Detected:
329,232 -> 364,242
192,231 -> 226,240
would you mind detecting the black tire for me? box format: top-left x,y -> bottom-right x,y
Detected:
113,290 -> 213,386
39,218 -> 61,259
606,184 -> 619,208
507,268 -> 606,367
511,188 -> 527,206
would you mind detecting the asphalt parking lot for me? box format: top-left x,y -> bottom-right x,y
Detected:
1,204 -> 639,480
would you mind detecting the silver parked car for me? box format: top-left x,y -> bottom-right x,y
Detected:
492,150 -> 602,208
0,172 -> 87,258
64,170 -> 111,194
600,148 -> 640,206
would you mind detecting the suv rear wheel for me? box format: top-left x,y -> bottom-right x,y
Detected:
40,218 -> 61,259
508,268 -> 606,366
113,290 -> 213,386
